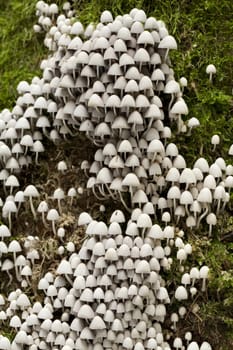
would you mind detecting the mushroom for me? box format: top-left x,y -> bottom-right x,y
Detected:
2,199 -> 17,231
187,117 -> 200,135
32,140 -> 45,164
199,265 -> 209,291
0,225 -> 11,241
5,175 -> 20,195
1,259 -> 14,286
24,185 -> 40,220
37,200 -> 49,226
47,208 -> 60,236
211,134 -> 220,151
53,188 -> 65,214
174,286 -> 188,301
158,35 -> 177,61
206,64 -> 216,83
206,213 -> 217,236
197,188 -> 212,227
179,76 -> 187,92
170,98 -> 189,132
8,240 -> 22,281
56,259 -> 73,286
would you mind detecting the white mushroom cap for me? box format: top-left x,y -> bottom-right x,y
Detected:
164,80 -> 180,94
188,117 -> 200,129
100,10 -> 113,24
47,208 -> 59,221
206,64 -> 216,74
187,341 -> 200,350
159,35 -> 177,50
0,336 -> 11,350
200,342 -> 212,350
170,98 -> 188,115
175,286 -> 188,301
24,185 -> 39,197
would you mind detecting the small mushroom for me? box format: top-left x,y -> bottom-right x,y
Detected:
211,134 -> 220,151
24,185 -> 40,220
206,213 -> 217,236
47,209 -> 60,236
206,64 -> 216,83
199,265 -> 209,291
53,188 -> 65,214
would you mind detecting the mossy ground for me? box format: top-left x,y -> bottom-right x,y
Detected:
0,0 -> 233,349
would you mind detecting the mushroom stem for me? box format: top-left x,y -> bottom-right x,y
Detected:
144,117 -> 154,136
13,252 -> 21,282
25,275 -> 31,287
35,152 -> 39,165
197,204 -> 209,227
106,186 -> 118,201
176,215 -> 181,224
185,204 -> 190,216
24,146 -> 29,156
41,212 -> 48,227
141,227 -> 147,240
6,270 -> 13,286
129,186 -> 134,203
8,212 -> 12,232
216,199 -> 221,215
16,203 -> 22,216
173,199 -> 176,215
92,186 -> 105,201
168,93 -> 174,111
70,197 -> 74,207
164,48 -> 169,62
29,197 -> 37,220
118,190 -> 131,213
65,274 -> 73,286
177,115 -> 182,133
208,224 -> 212,237
201,278 -> 207,292
51,220 -> 57,236
62,119 -> 74,136
97,184 -> 109,198
57,199 -> 62,215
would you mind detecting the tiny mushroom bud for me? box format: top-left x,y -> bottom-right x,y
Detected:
57,161 -> 68,173
67,187 -> 77,206
187,117 -> 200,135
57,227 -> 65,240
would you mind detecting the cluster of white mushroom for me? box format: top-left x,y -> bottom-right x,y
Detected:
31,0 -> 232,235
0,1 -> 230,349
0,213 -> 210,350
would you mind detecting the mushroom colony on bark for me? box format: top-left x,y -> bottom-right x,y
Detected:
0,1 -> 231,350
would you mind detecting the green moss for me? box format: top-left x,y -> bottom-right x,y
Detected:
0,0 -> 44,108
187,229 -> 233,348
